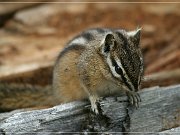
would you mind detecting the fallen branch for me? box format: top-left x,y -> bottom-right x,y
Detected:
0,83 -> 54,112
146,50 -> 180,73
142,68 -> 180,87
0,85 -> 179,134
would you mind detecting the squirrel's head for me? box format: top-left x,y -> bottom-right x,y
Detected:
100,28 -> 144,92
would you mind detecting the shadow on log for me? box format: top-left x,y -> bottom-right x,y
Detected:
0,85 -> 180,134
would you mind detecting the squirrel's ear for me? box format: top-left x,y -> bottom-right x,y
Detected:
127,28 -> 141,47
101,33 -> 115,55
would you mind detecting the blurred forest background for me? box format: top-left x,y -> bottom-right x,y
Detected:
0,0 -> 179,89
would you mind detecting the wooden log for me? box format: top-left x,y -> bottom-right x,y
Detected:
0,83 -> 54,112
0,85 -> 179,134
0,62 -> 54,86
142,68 -> 180,87
0,2 -> 44,27
160,127 -> 180,135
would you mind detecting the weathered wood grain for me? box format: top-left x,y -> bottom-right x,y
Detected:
160,127 -> 180,135
0,85 -> 179,134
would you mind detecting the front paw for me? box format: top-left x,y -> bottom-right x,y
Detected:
126,91 -> 141,108
89,96 -> 101,115
91,102 -> 100,115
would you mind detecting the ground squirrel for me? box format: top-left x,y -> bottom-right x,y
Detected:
0,28 -> 143,113
53,28 -> 143,114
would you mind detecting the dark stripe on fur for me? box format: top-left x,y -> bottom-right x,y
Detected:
111,57 -> 132,91
116,31 -> 139,91
82,32 -> 94,41
56,44 -> 85,63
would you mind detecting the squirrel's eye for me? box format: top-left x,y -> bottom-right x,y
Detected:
115,66 -> 122,75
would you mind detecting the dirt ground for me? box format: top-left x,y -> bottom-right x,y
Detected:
0,3 -> 179,87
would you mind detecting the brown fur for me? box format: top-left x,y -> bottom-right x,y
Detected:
52,28 -> 143,113
53,45 -> 87,103
53,43 -> 127,104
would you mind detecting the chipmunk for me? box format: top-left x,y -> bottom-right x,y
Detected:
53,28 -> 143,114
0,28 -> 143,113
